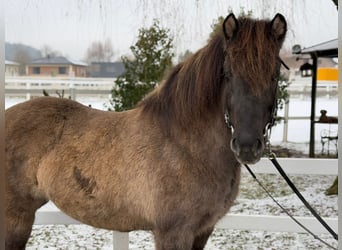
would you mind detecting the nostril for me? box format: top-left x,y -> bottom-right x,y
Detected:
253,139 -> 264,152
231,136 -> 264,163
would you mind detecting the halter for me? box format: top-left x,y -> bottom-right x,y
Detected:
224,58 -> 288,149
224,89 -> 277,148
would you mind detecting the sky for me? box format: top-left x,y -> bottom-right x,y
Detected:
4,0 -> 338,62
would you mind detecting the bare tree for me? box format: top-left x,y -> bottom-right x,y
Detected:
103,38 -> 114,61
178,49 -> 193,63
40,45 -> 61,57
84,38 -> 115,63
14,49 -> 30,75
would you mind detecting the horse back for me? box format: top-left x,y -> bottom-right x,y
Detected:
6,97 -> 93,158
5,97 -> 102,199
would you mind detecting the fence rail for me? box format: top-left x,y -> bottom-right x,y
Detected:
5,77 -> 338,97
5,77 -> 115,90
5,77 -> 115,99
34,158 -> 338,250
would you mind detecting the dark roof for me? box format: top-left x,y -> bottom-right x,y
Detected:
29,56 -> 87,66
88,62 -> 125,78
300,39 -> 338,58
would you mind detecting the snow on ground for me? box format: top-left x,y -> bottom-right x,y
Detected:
26,172 -> 338,250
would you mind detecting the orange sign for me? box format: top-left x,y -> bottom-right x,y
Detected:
317,68 -> 338,81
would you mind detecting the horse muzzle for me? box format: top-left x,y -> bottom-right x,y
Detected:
230,137 -> 265,164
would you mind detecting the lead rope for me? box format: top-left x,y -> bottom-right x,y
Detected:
268,154 -> 338,241
244,163 -> 337,250
244,129 -> 337,249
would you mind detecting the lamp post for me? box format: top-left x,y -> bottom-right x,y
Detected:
293,44 -> 318,157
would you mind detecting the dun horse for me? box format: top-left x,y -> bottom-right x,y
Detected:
6,13 -> 287,249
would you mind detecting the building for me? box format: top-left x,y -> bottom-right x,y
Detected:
292,38 -> 338,157
26,56 -> 87,77
5,60 -> 20,77
87,62 -> 125,78
280,53 -> 337,80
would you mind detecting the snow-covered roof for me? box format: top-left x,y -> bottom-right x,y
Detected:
5,60 -> 20,65
301,39 -> 337,58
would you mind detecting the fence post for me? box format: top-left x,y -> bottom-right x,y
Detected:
112,231 -> 129,250
26,81 -> 31,100
69,82 -> 76,100
282,100 -> 289,142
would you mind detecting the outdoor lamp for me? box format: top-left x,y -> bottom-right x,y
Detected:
299,62 -> 313,77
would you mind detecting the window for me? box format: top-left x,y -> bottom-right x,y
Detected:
59,67 -> 67,74
33,67 -> 40,74
92,64 -> 100,72
105,65 -> 115,73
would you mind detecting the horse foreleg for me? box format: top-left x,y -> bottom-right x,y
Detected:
154,227 -> 195,250
192,227 -> 214,250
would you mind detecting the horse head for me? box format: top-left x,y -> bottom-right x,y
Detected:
222,13 -> 287,164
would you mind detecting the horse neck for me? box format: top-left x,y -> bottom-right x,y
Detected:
189,117 -> 230,147
140,34 -> 227,136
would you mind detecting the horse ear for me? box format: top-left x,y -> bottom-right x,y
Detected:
223,13 -> 238,40
270,13 -> 287,42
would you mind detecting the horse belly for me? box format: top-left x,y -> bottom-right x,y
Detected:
45,187 -> 153,231
67,206 -> 152,232
37,162 -> 153,231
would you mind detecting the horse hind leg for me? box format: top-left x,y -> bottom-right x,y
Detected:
6,189 -> 48,250
6,208 -> 35,250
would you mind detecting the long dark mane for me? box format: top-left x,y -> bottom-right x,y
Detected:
139,16 -> 283,129
139,32 -> 226,129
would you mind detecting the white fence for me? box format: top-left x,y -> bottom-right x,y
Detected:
5,76 -> 338,98
34,158 -> 338,250
5,77 -> 115,100
5,77 -> 115,91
